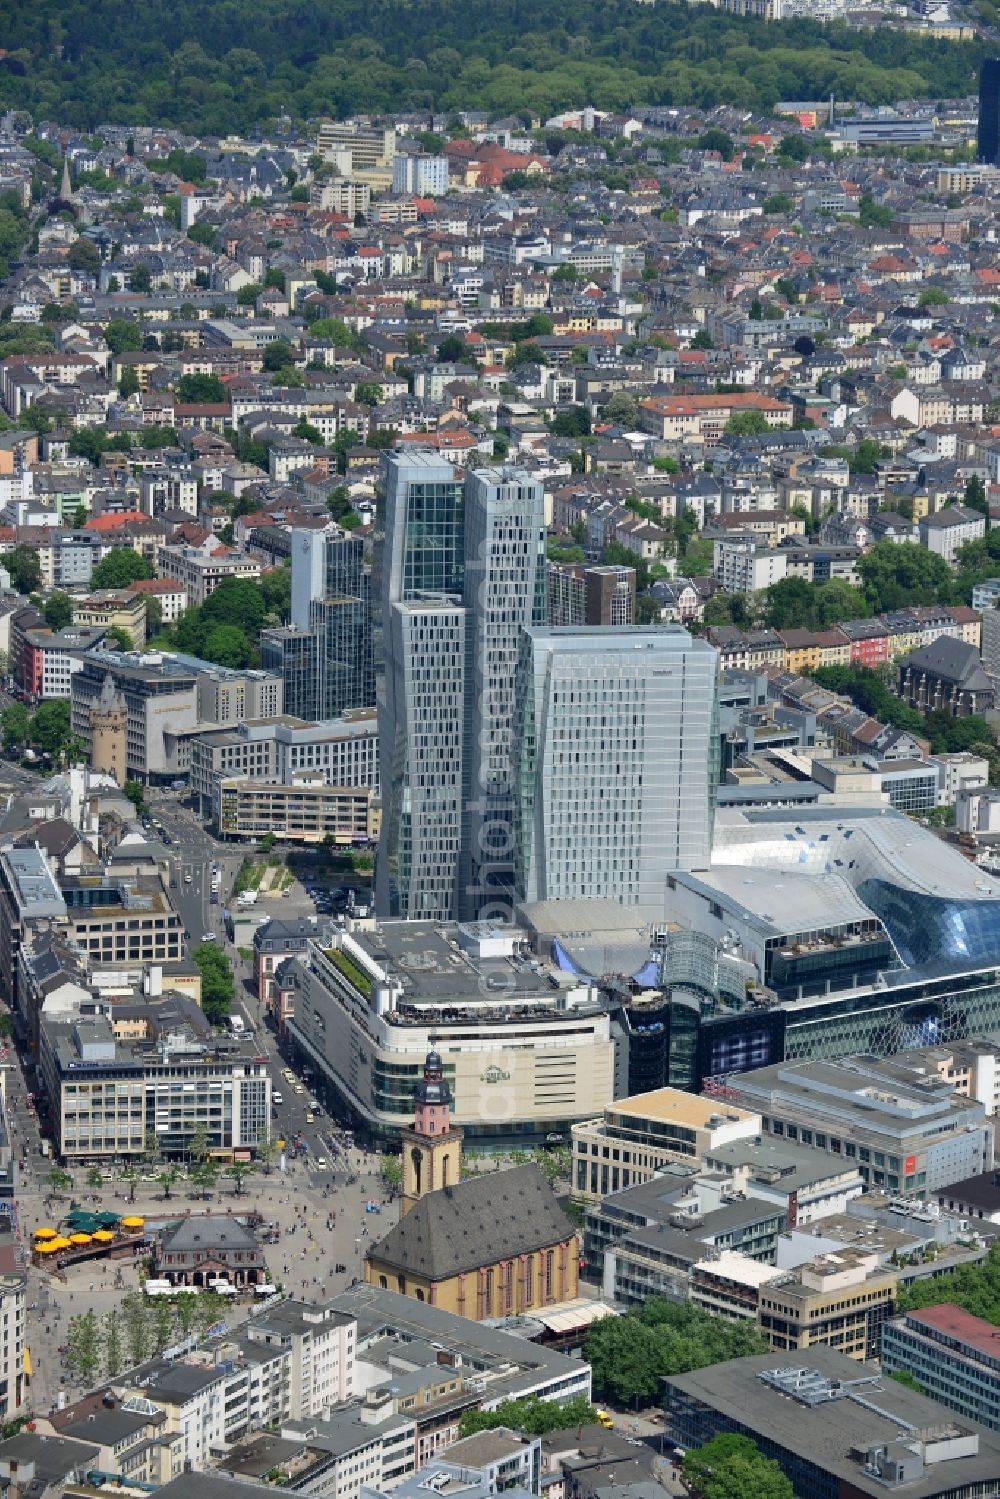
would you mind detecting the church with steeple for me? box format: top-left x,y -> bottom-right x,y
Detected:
365,1051 -> 579,1319
400,1049 -> 462,1216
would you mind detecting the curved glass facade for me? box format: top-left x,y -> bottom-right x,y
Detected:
860,878 -> 1000,969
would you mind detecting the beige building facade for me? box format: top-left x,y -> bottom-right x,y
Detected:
572,1088 -> 761,1201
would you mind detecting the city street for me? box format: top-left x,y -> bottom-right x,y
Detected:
0,785 -> 396,1415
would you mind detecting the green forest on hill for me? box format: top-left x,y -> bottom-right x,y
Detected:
0,0 -> 984,133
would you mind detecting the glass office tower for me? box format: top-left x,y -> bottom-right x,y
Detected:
513,626 -> 720,916
460,467 -> 547,921
377,453 -> 466,920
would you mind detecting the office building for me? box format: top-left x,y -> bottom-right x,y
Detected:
318,122 -> 396,172
883,1305 -> 1000,1430
193,662 -> 283,726
461,467 -> 546,920
585,1171 -> 788,1304
283,526 -> 374,722
214,774 -> 379,846
665,1352 -> 1000,1499
392,155 -> 449,196
261,626 -> 318,720
377,453 -> 466,921
513,627 -> 719,915
72,650 -> 283,785
547,562 -> 636,627
756,1249 -> 897,1360
979,58 -> 1000,163
191,710 -> 379,815
286,923 -> 615,1149
39,1009 -> 271,1162
71,651 -> 201,784
60,869 -> 185,966
571,1088 -> 761,1202
730,1055 -> 992,1195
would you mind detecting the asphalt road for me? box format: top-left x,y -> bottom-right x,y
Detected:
143,793 -> 356,1182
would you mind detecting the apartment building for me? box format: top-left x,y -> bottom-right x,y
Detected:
713,534 -> 788,593
73,590 -> 147,649
547,561 -> 636,627
918,505 -> 986,566
0,1276 -> 26,1418
393,155 -> 449,195
244,1300 -> 356,1418
0,843 -> 68,1011
125,578 -> 189,626
158,541 -> 262,605
253,916 -> 333,1028
20,625 -> 105,702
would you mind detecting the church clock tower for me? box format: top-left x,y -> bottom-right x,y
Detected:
400,1050 -> 463,1216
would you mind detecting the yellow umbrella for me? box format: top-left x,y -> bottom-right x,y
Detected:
92,1230 -> 114,1243
34,1242 -> 58,1255
69,1233 -> 92,1246
50,1237 -> 72,1250
33,1227 -> 57,1239
122,1216 -> 144,1229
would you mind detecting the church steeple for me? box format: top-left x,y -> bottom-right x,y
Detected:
60,153 -> 73,202
400,1050 -> 462,1217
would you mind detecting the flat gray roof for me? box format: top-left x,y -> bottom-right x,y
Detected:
328,1286 -> 587,1403
349,922 -> 571,1004
665,1350 -> 1000,1498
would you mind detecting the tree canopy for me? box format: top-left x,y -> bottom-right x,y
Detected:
683,1434 -> 794,1499
0,2 -> 982,134
896,1241 -> 1000,1319
763,576 -> 867,632
458,1394 -> 595,1438
583,1299 -> 767,1406
3,544 -> 41,595
857,540 -> 953,614
192,942 -> 234,1023
90,549 -> 155,591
